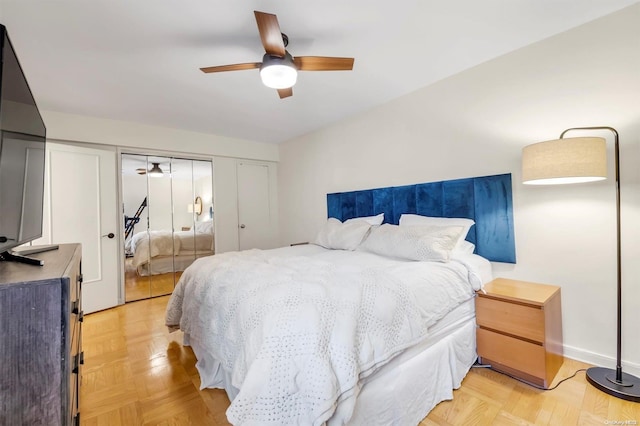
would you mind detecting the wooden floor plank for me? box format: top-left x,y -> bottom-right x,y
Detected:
80,295 -> 639,425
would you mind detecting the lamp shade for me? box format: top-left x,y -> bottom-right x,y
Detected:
148,162 -> 164,178
260,53 -> 297,89
522,137 -> 607,185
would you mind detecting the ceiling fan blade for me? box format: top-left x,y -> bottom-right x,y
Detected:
293,56 -> 354,71
277,88 -> 293,99
200,62 -> 261,73
254,11 -> 286,57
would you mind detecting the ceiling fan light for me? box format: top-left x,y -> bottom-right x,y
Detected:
260,53 -> 297,89
148,162 -> 164,178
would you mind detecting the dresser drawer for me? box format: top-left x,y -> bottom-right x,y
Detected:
476,296 -> 545,343
477,328 -> 545,379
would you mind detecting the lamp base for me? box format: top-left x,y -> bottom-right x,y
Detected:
586,367 -> 640,402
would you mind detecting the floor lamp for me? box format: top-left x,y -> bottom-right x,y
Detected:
522,126 -> 640,402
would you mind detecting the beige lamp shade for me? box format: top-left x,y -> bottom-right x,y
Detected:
522,137 -> 607,185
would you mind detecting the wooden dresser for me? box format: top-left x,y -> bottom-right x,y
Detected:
476,277 -> 563,389
0,244 -> 83,425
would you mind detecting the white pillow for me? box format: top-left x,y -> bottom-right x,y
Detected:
399,214 -> 474,250
359,223 -> 464,262
194,220 -> 214,234
455,240 -> 476,254
344,213 -> 384,226
314,218 -> 372,251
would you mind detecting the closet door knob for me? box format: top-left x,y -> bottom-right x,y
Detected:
239,224 -> 246,229
102,232 -> 115,239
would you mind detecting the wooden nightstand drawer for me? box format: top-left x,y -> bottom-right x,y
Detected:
477,328 -> 545,379
475,278 -> 564,389
476,297 -> 544,343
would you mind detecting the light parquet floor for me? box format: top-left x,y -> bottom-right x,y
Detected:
124,261 -> 181,302
80,296 -> 640,425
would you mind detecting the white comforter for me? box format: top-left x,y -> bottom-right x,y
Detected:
126,230 -> 178,267
165,245 -> 484,425
126,230 -> 214,267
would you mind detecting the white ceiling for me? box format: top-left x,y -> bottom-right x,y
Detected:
0,1 -> 636,144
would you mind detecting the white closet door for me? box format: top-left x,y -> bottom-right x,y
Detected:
36,142 -> 119,313
237,161 -> 273,250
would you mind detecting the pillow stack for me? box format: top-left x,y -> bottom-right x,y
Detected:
359,223 -> 464,262
313,213 -> 475,261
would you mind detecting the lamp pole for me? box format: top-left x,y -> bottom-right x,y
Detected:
559,126 -> 639,401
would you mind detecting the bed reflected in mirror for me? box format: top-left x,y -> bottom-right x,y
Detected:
122,154 -> 214,302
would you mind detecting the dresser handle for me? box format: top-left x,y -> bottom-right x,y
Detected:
72,352 -> 84,374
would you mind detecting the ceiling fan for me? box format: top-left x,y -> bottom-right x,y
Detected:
200,11 -> 355,99
136,163 -> 164,177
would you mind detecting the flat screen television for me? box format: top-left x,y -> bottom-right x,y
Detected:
0,24 -> 47,262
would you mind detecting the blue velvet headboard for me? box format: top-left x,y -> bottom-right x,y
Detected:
326,173 -> 516,263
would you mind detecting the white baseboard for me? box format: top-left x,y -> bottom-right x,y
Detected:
563,344 -> 640,378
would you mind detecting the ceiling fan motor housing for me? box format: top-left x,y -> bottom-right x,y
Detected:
260,51 -> 297,89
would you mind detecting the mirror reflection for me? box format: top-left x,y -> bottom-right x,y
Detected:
122,154 -> 214,302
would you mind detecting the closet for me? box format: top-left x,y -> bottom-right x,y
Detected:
212,157 -> 279,253
122,154 -> 213,302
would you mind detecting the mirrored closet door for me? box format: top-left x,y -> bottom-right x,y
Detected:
122,154 -> 214,302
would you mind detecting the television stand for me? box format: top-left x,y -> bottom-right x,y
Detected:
0,251 -> 44,266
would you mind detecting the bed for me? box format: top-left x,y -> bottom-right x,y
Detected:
126,220 -> 215,276
165,173 -> 515,425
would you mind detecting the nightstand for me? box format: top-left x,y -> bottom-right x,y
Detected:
476,278 -> 564,388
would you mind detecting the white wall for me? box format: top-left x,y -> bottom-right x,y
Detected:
41,110 -> 278,162
278,5 -> 640,375
122,174 -> 195,232
171,176 -> 196,231
39,109 -> 280,261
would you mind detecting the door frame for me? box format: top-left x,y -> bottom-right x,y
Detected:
34,140 -> 122,311
236,160 -> 277,251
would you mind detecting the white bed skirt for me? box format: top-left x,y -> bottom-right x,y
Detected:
344,319 -> 476,425
184,298 -> 477,425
